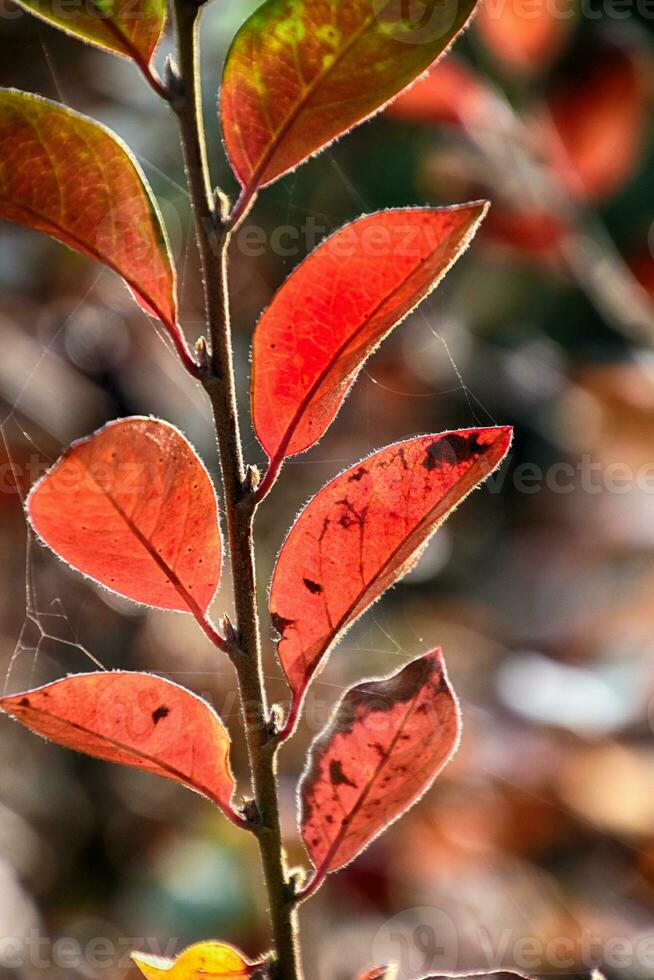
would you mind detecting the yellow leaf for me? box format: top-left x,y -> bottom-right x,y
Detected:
131,942 -> 254,980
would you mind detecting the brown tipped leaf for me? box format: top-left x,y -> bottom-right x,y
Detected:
252,205 -> 488,462
27,417 -> 222,614
270,427 -> 512,702
300,651 -> 460,875
0,673 -> 239,818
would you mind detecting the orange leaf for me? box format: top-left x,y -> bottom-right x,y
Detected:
221,0 -> 480,192
270,428 -> 512,707
0,673 -> 239,817
476,0 -> 573,75
0,91 -> 178,335
252,205 -> 487,462
27,417 -> 221,614
14,0 -> 166,66
300,651 -> 460,875
387,58 -> 495,127
132,941 -> 256,980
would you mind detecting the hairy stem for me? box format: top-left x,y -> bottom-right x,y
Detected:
170,3 -> 302,976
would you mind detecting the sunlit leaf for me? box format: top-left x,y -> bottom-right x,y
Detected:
132,940 -> 255,980
271,427 -> 512,702
221,0 -> 481,191
386,58 -> 493,127
27,417 -> 222,614
0,90 -> 177,332
300,651 -> 459,874
0,673 -> 238,816
252,205 -> 487,462
476,0 -> 573,75
13,0 -> 166,65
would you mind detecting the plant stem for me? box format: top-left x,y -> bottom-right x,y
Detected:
170,4 -> 302,977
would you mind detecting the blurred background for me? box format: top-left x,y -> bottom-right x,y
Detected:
1,0 -> 654,977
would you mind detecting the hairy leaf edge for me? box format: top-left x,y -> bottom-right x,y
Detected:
25,415 -> 222,616
0,89 -> 177,328
0,670 -> 237,810
251,202 -> 490,462
271,425 -> 513,704
297,649 -> 462,876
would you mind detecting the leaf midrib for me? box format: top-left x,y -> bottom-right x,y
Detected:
286,435 -> 503,682
9,696 -> 228,807
260,218 -> 467,463
74,452 -> 210,618
308,683 -> 424,874
239,1 -> 386,188
0,198 -> 174,329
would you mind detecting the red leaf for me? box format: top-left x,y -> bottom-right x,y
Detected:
27,417 -> 221,614
252,205 -> 487,462
221,0 -> 480,192
270,427 -> 512,704
0,91 -> 178,337
0,673 -> 239,817
300,651 -> 460,875
386,59 -> 494,128
14,0 -> 165,66
546,45 -> 645,202
475,0 -> 573,75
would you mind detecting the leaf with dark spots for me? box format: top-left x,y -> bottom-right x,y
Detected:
0,673 -> 240,821
251,206 -> 488,464
271,612 -> 295,637
329,759 -> 358,789
422,432 -> 488,471
270,427 -> 512,704
299,650 -> 460,875
27,417 -> 222,614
